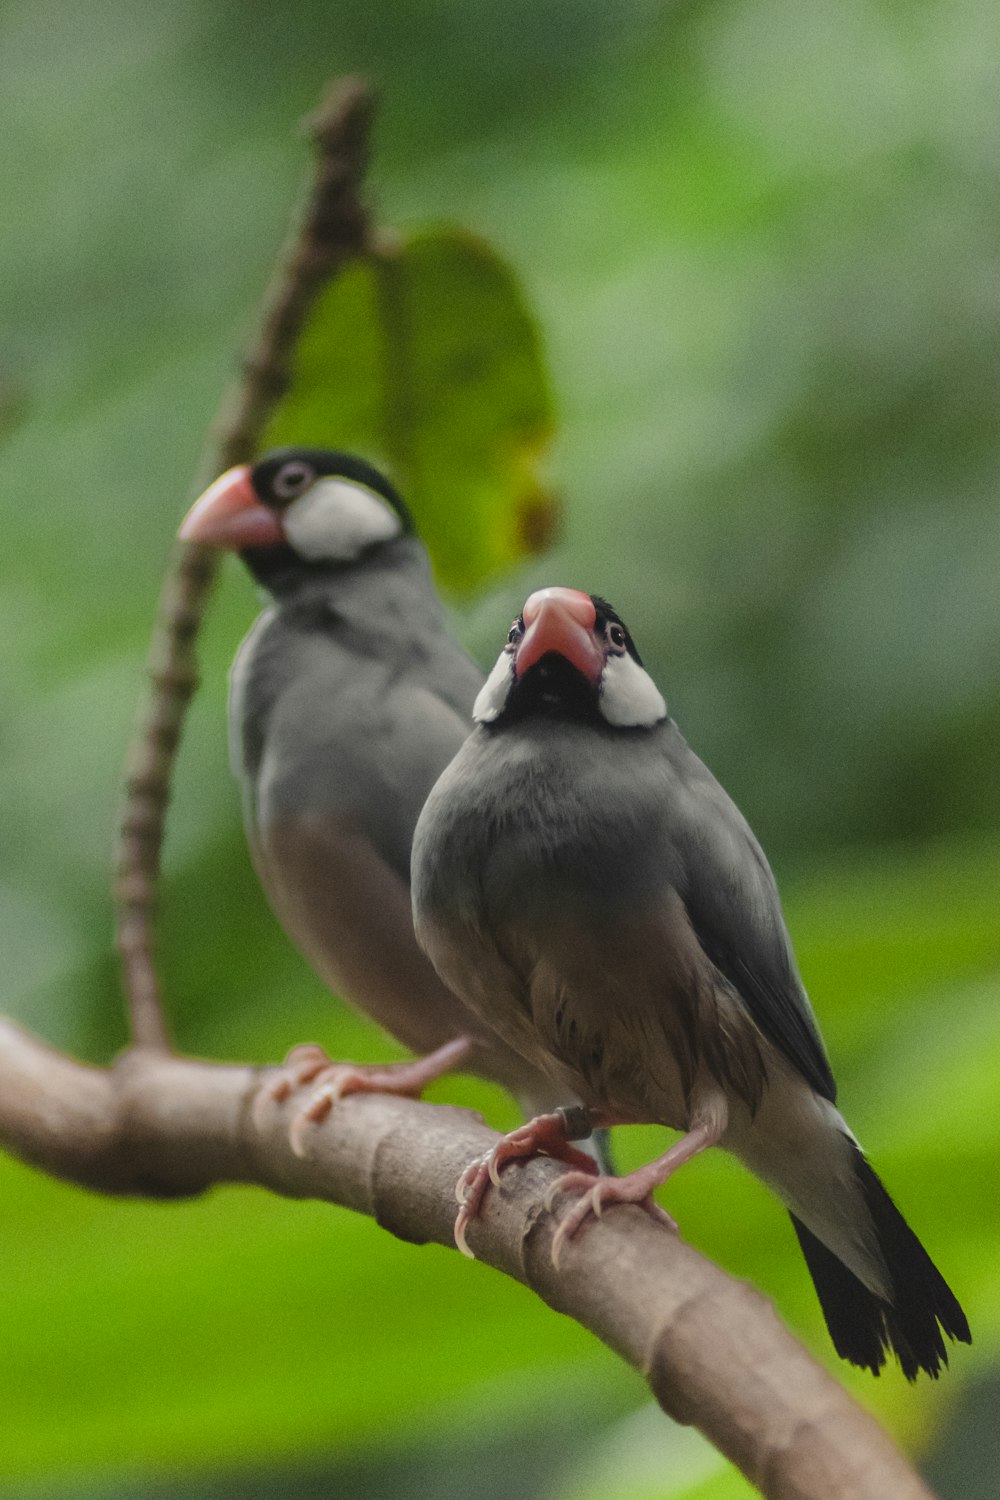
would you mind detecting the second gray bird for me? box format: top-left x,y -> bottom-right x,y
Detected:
179,449 -> 597,1133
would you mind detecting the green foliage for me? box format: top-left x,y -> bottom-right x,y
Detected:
1,0 -> 999,1497
263,231 -> 557,591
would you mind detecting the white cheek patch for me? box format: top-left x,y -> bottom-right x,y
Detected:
599,652 -> 667,727
282,478 -> 403,562
473,651 -> 515,723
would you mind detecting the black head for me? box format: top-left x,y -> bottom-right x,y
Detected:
179,446 -> 414,589
473,587 -> 666,730
247,448 -> 414,531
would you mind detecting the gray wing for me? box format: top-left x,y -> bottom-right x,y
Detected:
232,609 -> 479,882
662,726 -> 837,1102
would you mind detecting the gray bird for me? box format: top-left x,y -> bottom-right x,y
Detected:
411,584 -> 970,1378
179,450 -> 604,1143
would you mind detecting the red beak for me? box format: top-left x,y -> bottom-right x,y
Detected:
515,587 -> 604,683
178,465 -> 285,549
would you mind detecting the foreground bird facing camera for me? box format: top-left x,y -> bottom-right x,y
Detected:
411,585 -> 970,1379
179,451 -> 603,1137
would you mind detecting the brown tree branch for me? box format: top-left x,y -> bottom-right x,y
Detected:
114,76 -> 377,1052
0,1018 -> 935,1500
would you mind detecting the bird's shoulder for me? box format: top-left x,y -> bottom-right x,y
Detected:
237,612 -> 475,879
229,602 -> 361,780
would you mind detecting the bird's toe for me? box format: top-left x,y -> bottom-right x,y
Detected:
252,1044 -> 333,1129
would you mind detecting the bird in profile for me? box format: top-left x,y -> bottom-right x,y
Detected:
411,584 -> 971,1379
179,451 -> 605,1154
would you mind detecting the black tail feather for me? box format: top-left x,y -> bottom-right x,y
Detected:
791,1153 -> 970,1381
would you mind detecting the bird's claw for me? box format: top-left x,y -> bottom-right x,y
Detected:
255,1036 -> 473,1155
547,1173 -> 678,1268
252,1044 -> 332,1129
454,1205 -> 476,1259
456,1155 -> 485,1205
451,1110 -> 602,1257
451,1153 -> 497,1257
488,1140 -> 531,1187
289,1080 -> 345,1158
543,1169 -> 594,1215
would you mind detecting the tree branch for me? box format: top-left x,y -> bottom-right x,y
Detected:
0,1019 -> 934,1500
114,76 -> 377,1052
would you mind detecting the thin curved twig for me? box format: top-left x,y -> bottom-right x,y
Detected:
0,1018 -> 935,1500
114,76 -> 377,1050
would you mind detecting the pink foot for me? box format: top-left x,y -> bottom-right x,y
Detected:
543,1112 -> 727,1267
288,1035 -> 473,1157
453,1109 -> 599,1259
252,1037 -> 473,1154
252,1043 -> 335,1128
546,1170 -> 677,1269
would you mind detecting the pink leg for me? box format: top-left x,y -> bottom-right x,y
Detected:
252,1037 -> 472,1152
454,1109 -> 600,1259
547,1108 -> 728,1268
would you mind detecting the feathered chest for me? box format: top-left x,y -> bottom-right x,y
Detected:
420,720 -> 679,933
412,718 -> 746,1124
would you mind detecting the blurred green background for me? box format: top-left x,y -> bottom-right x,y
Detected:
2,1 -> 999,1496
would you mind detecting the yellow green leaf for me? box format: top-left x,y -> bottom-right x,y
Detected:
262,228 -> 558,591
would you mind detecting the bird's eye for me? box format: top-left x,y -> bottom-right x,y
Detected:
608,623 -> 627,650
507,618 -> 524,646
272,461 -> 315,500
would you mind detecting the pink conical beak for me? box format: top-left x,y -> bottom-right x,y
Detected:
515,587 -> 604,682
179,465 -> 285,549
